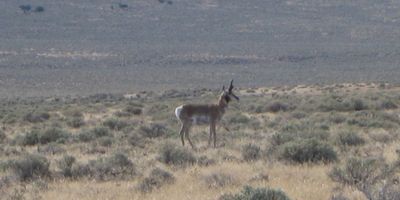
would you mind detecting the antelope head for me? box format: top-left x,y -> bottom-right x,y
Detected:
221,80 -> 240,105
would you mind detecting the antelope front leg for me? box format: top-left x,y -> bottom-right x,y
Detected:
179,123 -> 186,146
185,125 -> 195,149
208,123 -> 213,147
211,122 -> 217,148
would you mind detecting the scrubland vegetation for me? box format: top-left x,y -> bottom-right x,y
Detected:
0,83 -> 400,200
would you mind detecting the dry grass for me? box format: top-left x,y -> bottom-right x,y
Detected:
1,83 -> 400,200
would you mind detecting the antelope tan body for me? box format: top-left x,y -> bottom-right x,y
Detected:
175,80 -> 239,148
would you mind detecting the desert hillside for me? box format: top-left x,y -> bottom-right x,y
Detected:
1,0 -> 400,97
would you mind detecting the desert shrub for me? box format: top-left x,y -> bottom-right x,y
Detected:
77,127 -> 110,142
271,130 -> 329,147
87,153 -> 135,181
34,6 -> 44,12
39,127 -> 69,144
77,131 -> 93,142
23,111 -> 50,123
103,118 -> 128,131
378,99 -> 398,110
19,5 -> 31,13
347,112 -> 397,129
329,113 -> 347,124
37,143 -> 66,155
352,99 -> 368,111
227,113 -> 250,124
0,160 -> 14,172
138,168 -> 175,192
67,116 -> 85,128
197,155 -> 216,166
271,132 -> 296,146
124,105 -> 142,115
319,97 -> 368,112
279,139 -> 337,163
369,131 -> 392,143
98,136 -> 113,147
2,113 -> 18,124
336,132 -> 365,146
70,163 -> 91,178
128,133 -> 146,148
291,111 -> 307,119
158,143 -> 196,166
219,185 -> 291,200
139,124 -> 167,138
329,157 -> 399,199
91,127 -> 110,137
249,173 -> 269,182
204,172 -> 235,188
57,155 -> 76,178
242,144 -> 261,162
330,157 -> 384,188
0,130 -> 6,143
265,102 -> 290,113
377,184 -> 400,200
10,154 -> 51,181
16,129 -> 40,146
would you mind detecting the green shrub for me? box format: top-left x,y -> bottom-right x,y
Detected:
197,155 -> 216,166
98,137 -> 113,147
329,157 -> 398,199
2,113 -> 18,124
128,133 -> 146,148
329,113 -> 347,124
329,157 -> 383,188
103,118 -> 128,131
378,99 -> 398,110
279,139 -> 337,163
57,155 -> 76,178
39,127 -> 69,144
16,129 -> 40,146
37,143 -> 66,155
242,144 -> 261,162
11,154 -> 51,181
124,105 -> 142,115
265,102 -> 290,113
291,111 -> 306,119
91,127 -> 110,137
77,131 -> 93,142
0,130 -> 6,143
271,132 -> 296,146
77,127 -> 111,142
139,124 -> 167,138
219,186 -> 291,200
34,6 -> 44,12
336,132 -> 365,146
138,168 -> 175,192
87,153 -> 136,181
352,99 -> 368,111
67,116 -> 85,128
158,143 -> 196,166
19,5 -> 31,13
228,114 -> 250,124
23,111 -> 50,123
318,97 -> 368,112
204,172 -> 235,188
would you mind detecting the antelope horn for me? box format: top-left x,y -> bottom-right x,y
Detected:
228,79 -> 234,92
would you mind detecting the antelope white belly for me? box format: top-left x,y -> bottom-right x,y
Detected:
191,115 -> 210,125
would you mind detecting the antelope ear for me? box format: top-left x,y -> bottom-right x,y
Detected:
222,85 -> 226,91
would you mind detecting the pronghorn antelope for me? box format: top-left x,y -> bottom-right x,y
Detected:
175,80 -> 239,149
